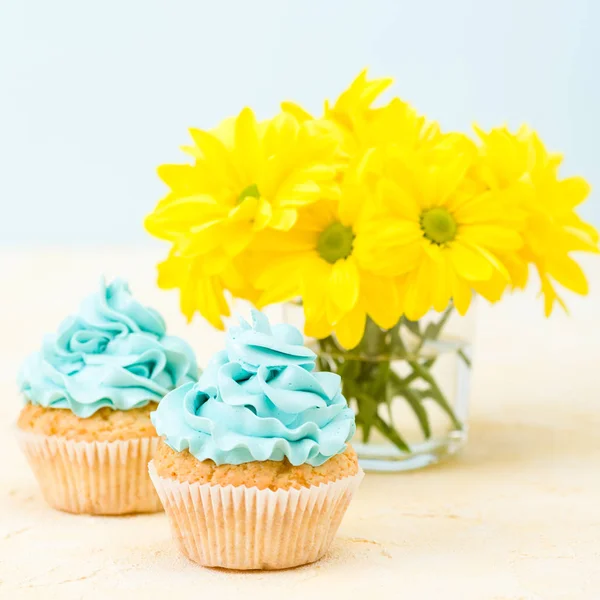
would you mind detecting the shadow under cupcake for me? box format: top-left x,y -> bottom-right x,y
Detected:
16,278 -> 198,515
149,309 -> 363,570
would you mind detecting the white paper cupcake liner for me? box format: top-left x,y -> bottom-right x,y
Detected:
17,431 -> 163,515
149,461 -> 364,570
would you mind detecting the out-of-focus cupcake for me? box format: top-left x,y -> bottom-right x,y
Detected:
17,278 -> 198,515
150,309 -> 362,570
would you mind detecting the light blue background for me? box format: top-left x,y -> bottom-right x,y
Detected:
1,0 -> 598,244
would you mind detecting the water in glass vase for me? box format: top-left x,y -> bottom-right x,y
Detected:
315,307 -> 473,472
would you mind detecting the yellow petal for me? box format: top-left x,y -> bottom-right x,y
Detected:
145,195 -> 224,240
178,278 -> 197,322
459,225 -> 522,251
354,234 -> 422,277
156,254 -> 184,290
453,190 -> 519,224
296,119 -> 341,162
331,68 -> 393,116
402,259 -> 435,320
211,116 -> 237,149
469,243 -> 510,281
304,312 -> 333,340
334,305 -> 367,350
262,111 -> 299,158
234,108 -> 262,182
221,261 -> 255,302
337,183 -> 363,227
228,196 -> 258,222
361,270 -> 401,329
257,282 -> 300,307
273,164 -> 337,210
325,295 -> 344,327
196,275 -> 227,330
280,101 -> 313,123
557,176 -> 590,209
200,250 -> 231,275
422,240 -> 444,262
328,257 -> 360,312
547,255 -> 589,295
472,270 -> 507,303
269,208 -> 297,231
431,155 -> 471,204
276,180 -> 321,208
538,270 -> 567,317
449,241 -> 494,281
222,224 -> 254,257
187,129 -> 238,185
253,197 -> 273,230
178,221 -> 227,256
500,251 -> 529,288
351,148 -> 379,183
451,270 -> 472,315
165,258 -> 230,328
157,164 -> 196,192
255,255 -> 306,298
300,258 -> 331,323
251,228 -> 316,253
377,178 -> 421,221
355,218 -> 422,246
431,254 -> 453,312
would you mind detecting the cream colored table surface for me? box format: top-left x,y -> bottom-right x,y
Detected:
1,248 -> 599,600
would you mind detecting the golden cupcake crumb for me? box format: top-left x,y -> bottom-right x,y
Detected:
17,403 -> 158,442
153,440 -> 359,490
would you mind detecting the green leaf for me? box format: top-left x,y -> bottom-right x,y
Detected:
401,357 -> 436,386
458,348 -> 472,368
354,390 -> 379,443
422,304 -> 453,342
340,358 -> 361,381
390,322 -> 408,358
402,317 -> 421,337
408,359 -> 463,430
389,372 -> 431,439
373,415 -> 411,453
316,355 -> 329,372
359,317 -> 389,357
371,360 -> 390,396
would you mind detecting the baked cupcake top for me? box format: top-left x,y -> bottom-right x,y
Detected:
152,310 -> 355,467
18,278 -> 198,418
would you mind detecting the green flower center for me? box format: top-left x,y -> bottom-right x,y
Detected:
237,183 -> 260,204
317,222 -> 355,264
420,207 -> 457,244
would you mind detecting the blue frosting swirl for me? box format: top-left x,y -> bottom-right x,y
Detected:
19,278 -> 198,418
152,310 -> 355,466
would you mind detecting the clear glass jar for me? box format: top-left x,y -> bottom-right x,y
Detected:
283,302 -> 475,472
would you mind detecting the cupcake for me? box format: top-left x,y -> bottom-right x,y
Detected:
150,309 -> 363,570
17,278 -> 198,515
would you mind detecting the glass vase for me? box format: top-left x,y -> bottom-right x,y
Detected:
283,303 -> 474,472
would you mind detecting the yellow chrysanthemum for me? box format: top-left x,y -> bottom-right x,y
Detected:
351,138 -> 524,320
251,172 -> 401,349
145,107 -> 345,329
145,107 -> 342,265
474,125 -> 599,315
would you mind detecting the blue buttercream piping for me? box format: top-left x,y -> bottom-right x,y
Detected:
18,278 -> 198,417
152,309 -> 355,466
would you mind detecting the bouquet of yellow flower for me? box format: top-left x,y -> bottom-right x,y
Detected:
145,70 -> 598,470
